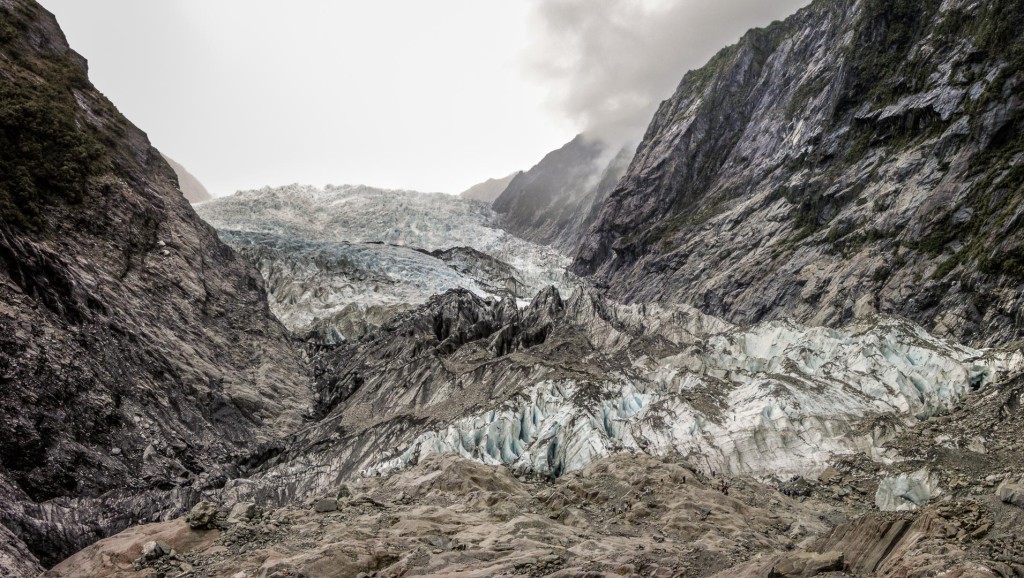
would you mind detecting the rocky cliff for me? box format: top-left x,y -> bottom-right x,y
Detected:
494,135 -> 632,253
573,0 -> 1024,347
0,0 -> 311,570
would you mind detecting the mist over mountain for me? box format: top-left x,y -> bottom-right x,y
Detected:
159,154 -> 212,203
459,172 -> 520,203
492,134 -> 633,253
527,0 -> 810,146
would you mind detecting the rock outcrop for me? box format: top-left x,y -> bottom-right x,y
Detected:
0,0 -> 311,569
494,134 -> 632,253
573,0 -> 1024,347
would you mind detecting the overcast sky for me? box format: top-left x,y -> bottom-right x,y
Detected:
39,0 -> 808,196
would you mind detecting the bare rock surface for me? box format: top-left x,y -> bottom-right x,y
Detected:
0,0 -> 312,570
493,134 -> 632,254
45,453 -> 839,578
47,448 -> 1024,578
573,0 -> 1024,348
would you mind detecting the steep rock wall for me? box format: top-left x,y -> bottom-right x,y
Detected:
0,0 -> 311,568
574,0 -> 1024,347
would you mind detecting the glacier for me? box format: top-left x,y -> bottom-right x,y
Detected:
197,184 -> 574,341
362,305 -> 1019,481
195,184 -> 1023,510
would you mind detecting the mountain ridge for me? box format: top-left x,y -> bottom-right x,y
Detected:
572,0 -> 1024,347
160,154 -> 212,203
0,0 -> 312,569
458,172 -> 519,203
492,134 -> 633,254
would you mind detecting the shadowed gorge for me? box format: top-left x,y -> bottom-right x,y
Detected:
4,1 -> 1024,577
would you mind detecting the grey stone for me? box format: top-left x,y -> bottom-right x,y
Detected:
140,540 -> 171,561
187,502 -> 220,530
770,551 -> 844,577
998,483 -> 1024,508
313,498 -> 338,513
226,502 -> 258,525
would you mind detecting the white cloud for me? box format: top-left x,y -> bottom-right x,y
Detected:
39,0 -> 809,195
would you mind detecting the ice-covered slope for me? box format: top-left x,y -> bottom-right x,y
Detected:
208,286 -> 1020,516
197,185 -> 574,340
364,304 -> 1018,481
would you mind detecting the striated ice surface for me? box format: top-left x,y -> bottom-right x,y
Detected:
875,468 -> 942,511
196,185 -> 574,340
364,314 -> 1020,481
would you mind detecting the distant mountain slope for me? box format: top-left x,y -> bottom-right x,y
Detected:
493,135 -> 632,253
0,0 -> 311,569
459,172 -> 519,203
160,153 -> 212,203
573,0 -> 1024,347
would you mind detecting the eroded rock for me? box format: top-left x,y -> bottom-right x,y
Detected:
187,502 -> 220,530
769,551 -> 844,577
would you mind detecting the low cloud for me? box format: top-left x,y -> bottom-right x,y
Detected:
527,0 -> 810,146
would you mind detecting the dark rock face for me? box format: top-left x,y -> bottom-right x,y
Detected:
309,288 -> 551,418
0,0 -> 311,569
494,135 -> 632,253
573,0 -> 1024,347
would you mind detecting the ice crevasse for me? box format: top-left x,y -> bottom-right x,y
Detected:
364,316 -> 1018,480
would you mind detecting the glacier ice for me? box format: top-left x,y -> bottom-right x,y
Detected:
875,468 -> 942,511
197,185 -> 575,341
195,184 -> 1024,508
363,307 -> 1020,481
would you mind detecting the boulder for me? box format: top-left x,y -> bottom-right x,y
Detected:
227,502 -> 258,525
769,551 -> 844,577
997,483 -> 1024,508
313,498 -> 338,513
140,540 -> 171,561
187,501 -> 220,530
